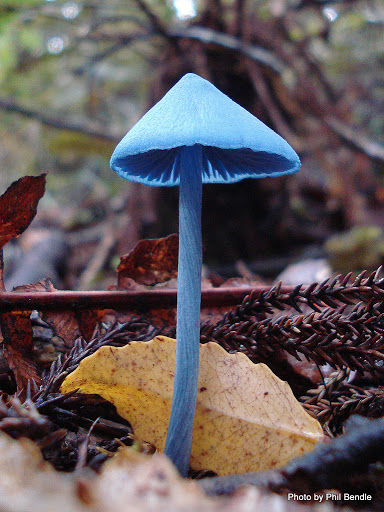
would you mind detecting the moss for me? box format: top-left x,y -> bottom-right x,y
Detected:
325,225 -> 384,273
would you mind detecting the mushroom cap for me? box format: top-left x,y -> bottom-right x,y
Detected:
110,73 -> 300,186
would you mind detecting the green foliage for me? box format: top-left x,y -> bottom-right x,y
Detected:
325,226 -> 384,273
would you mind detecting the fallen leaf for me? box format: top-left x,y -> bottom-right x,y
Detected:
95,448 -> 316,511
94,448 -> 214,512
0,430 -> 306,512
74,309 -> 100,342
0,311 -> 40,393
116,235 -> 179,327
117,234 -> 178,288
0,250 -> 5,290
0,174 -> 46,250
15,280 -> 100,347
61,336 -> 324,475
0,430 -> 88,512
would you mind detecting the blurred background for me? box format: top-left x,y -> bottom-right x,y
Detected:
1,0 -> 384,290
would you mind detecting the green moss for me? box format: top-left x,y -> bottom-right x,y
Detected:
325,226 -> 384,273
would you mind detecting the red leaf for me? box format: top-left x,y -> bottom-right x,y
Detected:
14,280 -> 100,348
117,234 -> 179,288
0,174 -> 46,250
0,311 -> 40,394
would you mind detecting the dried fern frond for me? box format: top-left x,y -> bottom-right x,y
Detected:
216,268 -> 383,325
202,302 -> 384,375
38,317 -> 156,397
201,268 -> 384,377
303,380 -> 384,430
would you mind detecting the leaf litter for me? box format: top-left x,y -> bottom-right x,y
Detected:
0,428 -> 310,512
1,175 -> 384,508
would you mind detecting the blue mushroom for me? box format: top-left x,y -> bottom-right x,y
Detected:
110,73 -> 301,476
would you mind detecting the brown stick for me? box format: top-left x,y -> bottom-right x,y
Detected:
0,286 -> 284,312
2,269 -> 383,314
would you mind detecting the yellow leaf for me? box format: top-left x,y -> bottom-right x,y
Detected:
61,336 -> 324,475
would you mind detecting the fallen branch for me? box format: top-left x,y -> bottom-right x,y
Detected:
0,286 -> 273,312
326,117 -> 384,163
0,98 -> 118,143
0,268 -> 383,314
169,26 -> 286,74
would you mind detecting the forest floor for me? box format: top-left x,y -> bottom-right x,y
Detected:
0,174 -> 384,511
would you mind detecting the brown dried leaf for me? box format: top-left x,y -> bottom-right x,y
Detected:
117,234 -> 178,288
74,309 -> 101,342
0,174 -> 46,250
115,307 -> 176,331
0,430 -> 308,512
15,280 -> 82,349
0,431 -> 88,512
12,280 -> 55,294
0,250 -> 5,291
94,449 -> 213,512
94,448 -> 303,512
15,280 -> 100,347
0,311 -> 40,393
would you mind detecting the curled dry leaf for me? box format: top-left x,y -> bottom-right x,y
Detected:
117,234 -> 178,288
61,336 -> 324,475
0,430 -> 88,512
15,279 -> 100,347
94,449 -> 214,512
0,174 -> 46,250
0,311 -> 40,393
0,430 -> 308,512
94,446 -> 306,512
0,175 -> 46,391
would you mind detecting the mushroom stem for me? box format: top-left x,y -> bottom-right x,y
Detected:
164,144 -> 203,476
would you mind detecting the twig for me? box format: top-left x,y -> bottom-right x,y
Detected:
247,61 -> 303,149
326,117 -> 384,162
282,415 -> 384,493
0,97 -> 118,143
0,285 -> 283,312
169,26 -> 287,74
199,469 -> 285,496
133,0 -> 168,38
76,215 -> 116,291
0,250 -> 5,291
233,0 -> 246,39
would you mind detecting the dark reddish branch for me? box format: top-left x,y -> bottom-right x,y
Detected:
247,62 -> 301,150
133,0 -> 168,36
233,0 -> 246,39
0,286 -> 293,313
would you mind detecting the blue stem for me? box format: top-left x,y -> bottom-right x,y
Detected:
164,145 -> 203,476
